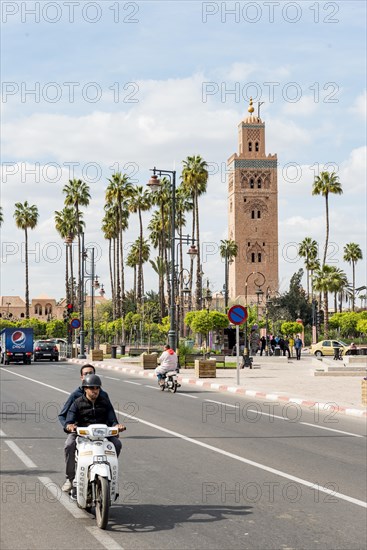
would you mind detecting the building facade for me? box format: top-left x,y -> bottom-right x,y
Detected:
227,99 -> 279,304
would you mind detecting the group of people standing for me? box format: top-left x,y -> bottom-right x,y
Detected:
258,335 -> 303,360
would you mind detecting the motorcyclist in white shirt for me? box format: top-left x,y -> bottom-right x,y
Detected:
155,344 -> 178,386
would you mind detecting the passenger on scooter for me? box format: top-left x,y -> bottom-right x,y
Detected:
59,364 -> 118,492
155,344 -> 178,386
63,374 -> 125,494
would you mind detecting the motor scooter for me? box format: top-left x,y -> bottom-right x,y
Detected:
159,371 -> 180,393
73,424 -> 123,529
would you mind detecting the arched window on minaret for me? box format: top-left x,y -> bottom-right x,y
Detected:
251,210 -> 255,219
258,253 -> 262,262
248,142 -> 252,152
257,211 -> 261,218
250,178 -> 254,189
255,142 -> 259,152
257,178 -> 262,188
251,253 -> 255,263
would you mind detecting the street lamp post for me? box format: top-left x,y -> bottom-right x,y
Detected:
78,234 -> 101,359
148,167 -> 177,350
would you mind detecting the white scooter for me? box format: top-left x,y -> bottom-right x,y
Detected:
73,424 -> 122,529
159,371 -> 180,393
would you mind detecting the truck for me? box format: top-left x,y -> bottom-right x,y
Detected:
0,328 -> 34,365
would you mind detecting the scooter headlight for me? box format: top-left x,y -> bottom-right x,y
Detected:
93,455 -> 108,463
92,427 -> 107,437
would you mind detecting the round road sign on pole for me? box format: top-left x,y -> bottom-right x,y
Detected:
70,318 -> 81,330
228,305 -> 248,325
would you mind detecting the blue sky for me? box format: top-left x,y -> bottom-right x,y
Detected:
1,0 -> 366,301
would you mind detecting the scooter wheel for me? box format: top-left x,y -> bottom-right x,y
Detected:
170,382 -> 178,393
160,384 -> 165,391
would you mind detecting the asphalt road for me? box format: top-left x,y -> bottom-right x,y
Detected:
1,361 -> 366,550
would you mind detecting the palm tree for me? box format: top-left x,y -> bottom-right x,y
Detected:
219,239 -> 239,309
298,237 -> 318,299
14,201 -> 39,318
55,207 -> 84,304
313,264 -> 338,337
343,243 -> 363,311
148,210 -> 169,318
308,257 -> 320,303
101,209 -> 119,319
182,155 -> 209,309
105,173 -> 132,316
128,185 -> 151,305
63,179 -> 91,310
312,171 -> 343,266
328,267 -> 349,314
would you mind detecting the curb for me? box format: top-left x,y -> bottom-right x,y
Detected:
69,359 -> 367,418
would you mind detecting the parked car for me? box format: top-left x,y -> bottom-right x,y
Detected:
34,340 -> 59,362
310,340 -> 348,357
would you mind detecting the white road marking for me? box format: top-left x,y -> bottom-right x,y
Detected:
204,400 -> 364,437
105,376 -> 120,381
145,385 -> 160,390
176,392 -> 198,399
114,409 -> 367,509
123,380 -> 141,385
86,527 -> 125,550
4,440 -> 37,468
38,477 -> 88,519
300,422 -> 364,438
2,368 -> 366,509
0,430 -> 7,437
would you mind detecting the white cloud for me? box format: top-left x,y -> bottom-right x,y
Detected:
349,90 -> 367,120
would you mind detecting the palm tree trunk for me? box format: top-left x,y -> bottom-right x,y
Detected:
138,210 -> 143,305
119,210 -> 124,315
65,244 -> 69,304
70,243 -> 74,304
323,194 -> 329,266
109,239 -> 114,313
189,205 -> 195,304
115,233 -> 121,318
195,194 -> 201,309
25,228 -> 29,318
352,261 -> 355,311
324,290 -> 329,338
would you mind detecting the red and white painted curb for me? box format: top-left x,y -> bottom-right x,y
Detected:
69,359 -> 367,418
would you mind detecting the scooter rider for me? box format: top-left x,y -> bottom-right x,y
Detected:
64,374 -> 125,494
155,344 -> 178,386
59,364 -> 118,492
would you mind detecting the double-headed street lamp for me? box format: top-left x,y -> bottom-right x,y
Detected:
148,167 -> 177,351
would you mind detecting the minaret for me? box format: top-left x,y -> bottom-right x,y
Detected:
227,99 -> 279,304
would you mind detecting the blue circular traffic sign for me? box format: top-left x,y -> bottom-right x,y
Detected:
228,305 -> 248,325
70,318 -> 81,329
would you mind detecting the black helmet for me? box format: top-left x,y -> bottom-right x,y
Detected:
82,374 -> 102,387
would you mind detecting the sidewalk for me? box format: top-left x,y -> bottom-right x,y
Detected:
69,355 -> 367,418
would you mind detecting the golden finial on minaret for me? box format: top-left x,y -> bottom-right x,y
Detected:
248,97 -> 255,114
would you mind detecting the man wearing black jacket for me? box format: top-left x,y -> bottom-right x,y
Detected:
61,371 -> 124,491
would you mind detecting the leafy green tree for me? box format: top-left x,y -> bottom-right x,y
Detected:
280,321 -> 302,336
356,319 -> 367,335
343,243 -> 363,311
276,270 -> 312,326
46,319 -> 67,338
312,171 -> 343,266
14,201 -> 39,318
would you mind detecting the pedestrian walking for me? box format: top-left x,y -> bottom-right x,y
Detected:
294,336 -> 303,360
289,336 -> 295,358
284,337 -> 291,359
260,336 -> 266,356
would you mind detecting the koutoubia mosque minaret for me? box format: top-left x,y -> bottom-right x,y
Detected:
227,98 -> 279,304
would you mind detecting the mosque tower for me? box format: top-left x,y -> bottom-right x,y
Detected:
227,99 -> 279,304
